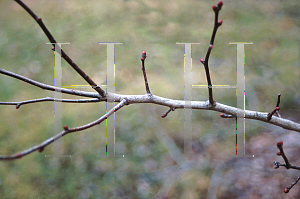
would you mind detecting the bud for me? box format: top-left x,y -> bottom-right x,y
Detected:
276,107 -> 280,111
63,125 -> 69,130
284,187 -> 289,193
200,59 -> 204,63
209,44 -> 214,49
37,17 -> 42,22
212,5 -> 217,11
276,152 -> 281,156
218,20 -> 223,26
38,147 -> 44,153
220,113 -> 224,117
277,141 -> 283,147
142,51 -> 147,60
217,1 -> 223,9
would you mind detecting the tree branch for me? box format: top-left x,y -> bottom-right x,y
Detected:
0,98 -> 127,160
274,141 -> 300,193
0,97 -> 102,109
14,0 -> 106,98
0,68 -> 100,98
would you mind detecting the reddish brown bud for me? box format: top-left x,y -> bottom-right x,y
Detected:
17,153 -> 22,158
277,141 -> 283,147
200,59 -> 204,63
52,47 -> 55,51
38,148 -> 44,153
217,1 -> 223,9
284,187 -> 289,193
220,113 -> 224,117
212,5 -> 217,11
36,17 -> 42,22
142,51 -> 147,60
276,152 -> 281,156
209,44 -> 214,49
141,58 -> 145,61
218,20 -> 223,26
276,107 -> 280,110
161,115 -> 165,118
63,125 -> 69,130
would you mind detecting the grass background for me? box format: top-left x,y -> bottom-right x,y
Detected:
0,0 -> 300,198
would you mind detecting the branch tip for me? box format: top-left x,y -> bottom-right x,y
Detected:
277,141 -> 283,147
141,51 -> 151,94
217,1 -> 223,9
284,187 -> 289,193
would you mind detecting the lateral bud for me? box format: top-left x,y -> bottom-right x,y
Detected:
38,147 -> 44,153
212,5 -> 218,11
218,20 -> 223,26
217,1 -> 223,10
63,125 -> 69,131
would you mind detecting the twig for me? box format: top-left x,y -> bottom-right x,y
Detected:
267,93 -> 282,120
0,99 -> 127,160
220,113 -> 233,118
199,1 -> 223,106
276,93 -> 282,118
0,68 -> 99,98
14,0 -> 106,98
274,141 -> 300,193
0,97 -> 102,109
276,141 -> 291,169
141,51 -> 151,94
284,175 -> 300,193
161,108 -> 175,118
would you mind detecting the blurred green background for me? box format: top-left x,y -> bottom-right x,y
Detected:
0,0 -> 300,198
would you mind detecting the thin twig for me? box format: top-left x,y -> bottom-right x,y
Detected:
161,108 -> 175,118
276,93 -> 282,118
14,0 -> 106,98
200,1 -> 223,106
0,68 -> 99,98
141,51 -> 151,94
274,141 -> 300,193
275,141 -> 300,170
0,99 -> 127,160
220,113 -> 233,118
284,175 -> 300,193
267,94 -> 282,120
0,97 -> 102,109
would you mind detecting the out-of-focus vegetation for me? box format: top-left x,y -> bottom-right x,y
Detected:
0,0 -> 299,198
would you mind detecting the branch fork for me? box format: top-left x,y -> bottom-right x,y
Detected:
267,93 -> 282,120
274,141 -> 300,193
